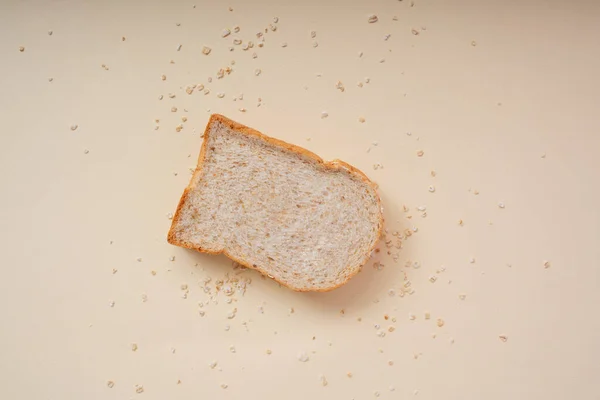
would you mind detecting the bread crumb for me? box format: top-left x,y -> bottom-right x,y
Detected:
202,46 -> 211,55
411,28 -> 419,35
319,375 -> 328,386
222,29 -> 231,37
359,117 -> 366,123
131,343 -> 138,351
70,124 -> 78,131
436,318 -> 445,327
499,335 -> 508,342
266,349 -> 272,355
498,202 -> 505,209
471,40 -> 477,46
321,112 -> 329,119
161,74 -> 166,81
107,381 -> 115,388
543,260 -> 551,269
135,385 -> 144,394
221,383 -> 228,389
417,150 -> 424,157
428,185 -> 435,193
171,107 -> 177,112
298,351 -> 310,362
335,81 -> 345,92
368,14 -> 378,23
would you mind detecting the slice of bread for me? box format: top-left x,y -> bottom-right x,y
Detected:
167,114 -> 383,291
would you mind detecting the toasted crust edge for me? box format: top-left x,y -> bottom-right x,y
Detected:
167,114 -> 384,292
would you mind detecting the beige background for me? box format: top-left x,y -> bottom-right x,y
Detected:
1,0 -> 599,399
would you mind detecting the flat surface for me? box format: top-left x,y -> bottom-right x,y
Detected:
1,0 -> 599,399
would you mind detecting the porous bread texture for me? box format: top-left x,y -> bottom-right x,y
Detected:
168,114 -> 383,291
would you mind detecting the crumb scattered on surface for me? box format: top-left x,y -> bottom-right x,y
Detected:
298,351 -> 310,362
319,375 -> 328,386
